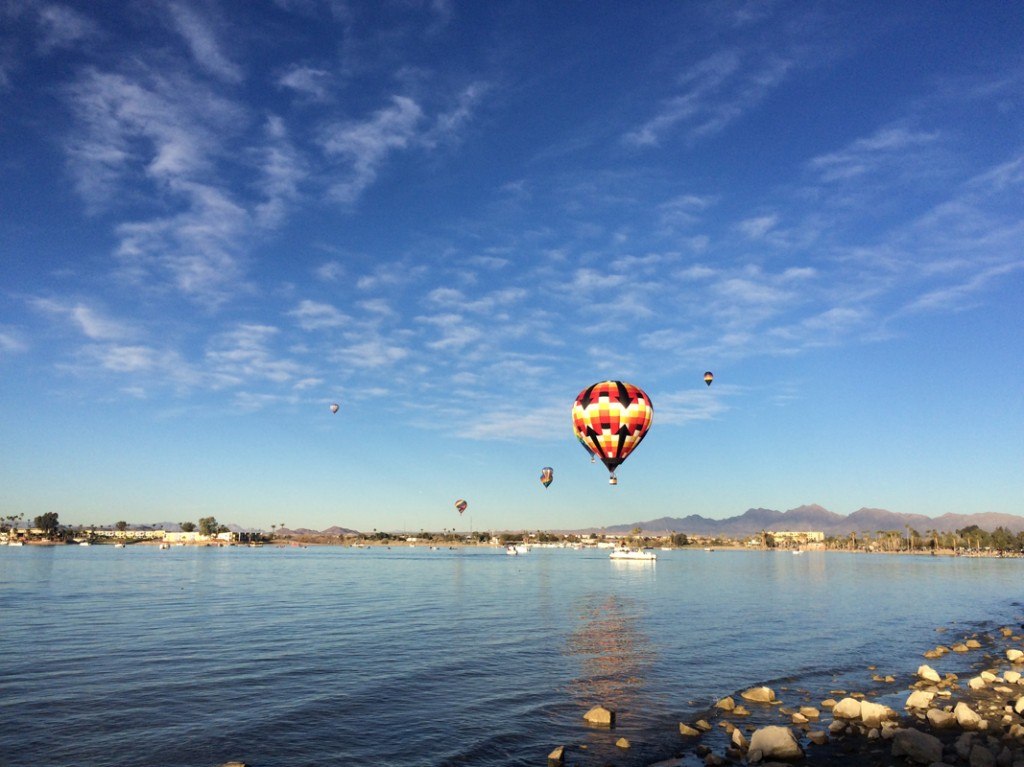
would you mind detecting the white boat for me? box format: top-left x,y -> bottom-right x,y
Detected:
114,542 -> 126,549
159,543 -> 170,549
505,544 -> 530,556
79,541 -> 91,546
609,547 -> 656,561
7,541 -> 24,546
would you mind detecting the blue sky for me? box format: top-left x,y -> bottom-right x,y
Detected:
1,1 -> 1022,533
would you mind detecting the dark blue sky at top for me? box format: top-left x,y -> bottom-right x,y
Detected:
1,1 -> 1021,531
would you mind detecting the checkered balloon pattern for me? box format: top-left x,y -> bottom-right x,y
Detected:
572,380 -> 653,473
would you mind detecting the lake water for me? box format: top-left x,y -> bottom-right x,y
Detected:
1,545 -> 1022,767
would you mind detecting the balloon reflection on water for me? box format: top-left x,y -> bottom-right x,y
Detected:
564,594 -> 655,708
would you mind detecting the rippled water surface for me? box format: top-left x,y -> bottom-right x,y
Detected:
1,545 -> 1022,767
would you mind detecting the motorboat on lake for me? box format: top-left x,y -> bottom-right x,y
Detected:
506,544 -> 530,556
609,547 -> 656,561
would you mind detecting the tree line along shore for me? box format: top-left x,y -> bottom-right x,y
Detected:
3,511 -> 1024,557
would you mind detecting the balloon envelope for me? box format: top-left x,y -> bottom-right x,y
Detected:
454,499 -> 468,515
330,403 -> 340,413
540,467 -> 554,488
572,380 -> 653,479
703,372 -> 713,387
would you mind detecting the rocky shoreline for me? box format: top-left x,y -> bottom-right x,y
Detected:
556,618 -> 1024,767
213,616 -> 1024,767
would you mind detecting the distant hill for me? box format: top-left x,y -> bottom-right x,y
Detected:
320,525 -> 359,536
601,504 -> 1024,537
274,526 -> 360,537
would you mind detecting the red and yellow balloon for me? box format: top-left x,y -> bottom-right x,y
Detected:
572,380 -> 653,485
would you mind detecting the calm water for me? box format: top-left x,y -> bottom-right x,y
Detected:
1,545 -> 1022,767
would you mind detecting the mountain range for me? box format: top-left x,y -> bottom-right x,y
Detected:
597,504 -> 1024,537
117,507 -> 1024,538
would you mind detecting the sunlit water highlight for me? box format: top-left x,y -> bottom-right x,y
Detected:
1,545 -> 1021,767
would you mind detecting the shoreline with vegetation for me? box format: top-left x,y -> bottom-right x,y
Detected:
3,510 -> 1023,557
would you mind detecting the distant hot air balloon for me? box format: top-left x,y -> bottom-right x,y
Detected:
704,371 -> 714,387
572,380 -> 653,485
575,429 -> 596,463
330,403 -> 340,413
540,467 -> 554,488
454,499 -> 468,515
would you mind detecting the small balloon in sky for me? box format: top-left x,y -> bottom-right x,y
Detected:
704,371 -> 714,387
330,403 -> 340,413
540,467 -> 554,488
454,499 -> 468,515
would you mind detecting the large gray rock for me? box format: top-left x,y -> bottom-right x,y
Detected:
970,744 -> 996,767
741,686 -> 777,703
747,726 -> 803,761
891,728 -> 943,764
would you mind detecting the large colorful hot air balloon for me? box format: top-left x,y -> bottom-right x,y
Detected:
572,380 -> 653,485
704,371 -> 714,387
330,403 -> 340,413
540,467 -> 554,488
454,499 -> 468,515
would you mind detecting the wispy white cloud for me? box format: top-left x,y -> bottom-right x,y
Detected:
736,213 -> 778,239
30,297 -> 133,340
315,260 -> 345,281
357,298 -> 395,316
458,400 -> 566,441
332,337 -> 410,369
205,324 -> 306,385
623,49 -> 792,146
253,115 -> 307,227
36,4 -> 101,53
421,81 -> 489,147
113,182 -> 251,305
95,344 -> 161,372
288,299 -> 351,330
418,313 -> 483,351
807,125 -> 940,182
278,64 -> 332,100
658,193 -> 717,229
654,387 -> 731,425
900,262 -> 1024,315
0,328 -> 28,356
166,1 -> 244,84
321,95 -> 424,203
